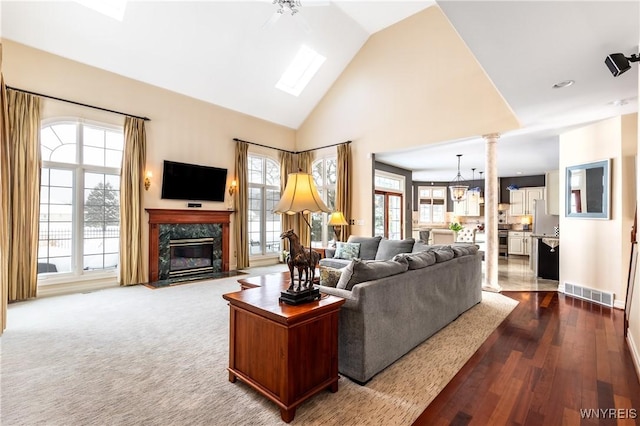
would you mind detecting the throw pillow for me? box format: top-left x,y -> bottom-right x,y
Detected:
346,236 -> 382,260
319,265 -> 342,287
336,258 -> 409,291
375,238 -> 416,260
335,242 -> 361,260
412,241 -> 430,253
393,251 -> 437,270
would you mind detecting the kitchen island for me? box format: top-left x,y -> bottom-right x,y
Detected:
530,235 -> 559,280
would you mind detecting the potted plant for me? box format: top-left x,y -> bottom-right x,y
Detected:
449,222 -> 463,241
449,222 -> 463,232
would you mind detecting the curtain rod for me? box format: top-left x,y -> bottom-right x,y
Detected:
6,86 -> 151,122
233,138 -> 351,154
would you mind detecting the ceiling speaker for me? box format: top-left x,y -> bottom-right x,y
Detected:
605,53 -> 632,77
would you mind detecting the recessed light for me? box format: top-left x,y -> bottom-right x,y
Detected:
516,171 -> 523,175
611,99 -> 629,106
552,80 -> 575,89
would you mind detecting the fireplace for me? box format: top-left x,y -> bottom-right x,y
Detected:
146,209 -> 231,283
169,237 -> 215,278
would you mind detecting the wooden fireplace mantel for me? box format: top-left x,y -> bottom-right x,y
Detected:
146,209 -> 232,283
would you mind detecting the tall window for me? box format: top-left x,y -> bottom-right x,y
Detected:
311,157 -> 337,247
39,120 -> 123,278
417,186 -> 447,225
248,155 -> 281,256
374,172 -> 404,240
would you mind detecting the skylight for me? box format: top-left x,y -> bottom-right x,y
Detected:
276,45 -> 326,97
75,0 -> 128,21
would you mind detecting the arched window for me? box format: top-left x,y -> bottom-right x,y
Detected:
248,155 -> 281,256
311,157 -> 337,247
39,120 -> 123,278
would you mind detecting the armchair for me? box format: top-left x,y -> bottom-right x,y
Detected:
456,227 -> 477,244
431,229 -> 456,245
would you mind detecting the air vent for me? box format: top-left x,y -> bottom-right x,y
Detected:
564,283 -> 614,307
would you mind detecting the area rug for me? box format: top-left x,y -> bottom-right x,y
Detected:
1,276 -> 517,426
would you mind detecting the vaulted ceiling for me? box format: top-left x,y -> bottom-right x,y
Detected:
1,1 -> 638,180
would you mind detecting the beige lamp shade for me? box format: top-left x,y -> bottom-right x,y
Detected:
273,172 -> 330,215
328,211 -> 348,226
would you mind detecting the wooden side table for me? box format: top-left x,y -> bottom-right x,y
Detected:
223,278 -> 344,423
312,247 -> 326,259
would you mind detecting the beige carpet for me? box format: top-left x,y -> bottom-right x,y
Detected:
1,273 -> 517,426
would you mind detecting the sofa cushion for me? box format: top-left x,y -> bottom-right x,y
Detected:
393,250 -> 437,270
335,242 -> 360,260
318,257 -> 351,269
375,238 -> 416,260
319,265 -> 343,287
431,246 -> 455,262
451,244 -> 479,257
346,236 -> 382,260
336,258 -> 409,291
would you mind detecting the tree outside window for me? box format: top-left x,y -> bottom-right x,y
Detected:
39,120 -> 123,277
311,157 -> 337,247
248,155 -> 281,256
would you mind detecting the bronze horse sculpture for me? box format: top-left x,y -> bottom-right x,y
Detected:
280,229 -> 320,292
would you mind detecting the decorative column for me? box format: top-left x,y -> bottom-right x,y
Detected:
483,133 -> 502,292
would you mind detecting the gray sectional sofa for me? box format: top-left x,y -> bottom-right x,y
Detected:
318,236 -> 482,383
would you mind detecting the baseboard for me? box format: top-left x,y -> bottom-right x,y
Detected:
248,256 -> 280,268
38,279 -> 118,298
614,299 -> 626,310
627,331 -> 640,383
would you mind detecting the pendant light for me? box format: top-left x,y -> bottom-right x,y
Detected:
478,171 -> 485,204
449,154 -> 468,201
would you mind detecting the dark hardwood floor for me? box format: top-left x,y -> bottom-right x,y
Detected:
413,292 -> 640,425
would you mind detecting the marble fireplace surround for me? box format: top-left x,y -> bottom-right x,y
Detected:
146,209 -> 231,283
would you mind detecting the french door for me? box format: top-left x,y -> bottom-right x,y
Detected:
374,191 -> 403,239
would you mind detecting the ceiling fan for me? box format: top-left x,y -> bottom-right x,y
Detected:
262,0 -> 330,32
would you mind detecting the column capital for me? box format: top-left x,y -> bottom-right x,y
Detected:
482,133 -> 501,141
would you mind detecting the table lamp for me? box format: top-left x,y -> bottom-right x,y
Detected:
273,172 -> 330,304
327,211 -> 348,247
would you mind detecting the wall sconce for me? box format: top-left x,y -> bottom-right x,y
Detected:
228,179 -> 237,196
144,171 -> 152,191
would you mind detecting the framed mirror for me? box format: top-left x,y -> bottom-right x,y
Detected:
565,159 -> 611,219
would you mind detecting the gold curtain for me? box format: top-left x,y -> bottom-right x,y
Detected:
336,143 -> 352,240
297,151 -> 314,247
279,150 -> 296,250
0,45 -> 10,332
119,117 -> 146,286
5,89 -> 41,302
234,141 -> 249,269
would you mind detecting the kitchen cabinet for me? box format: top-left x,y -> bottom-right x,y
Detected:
508,231 -> 532,255
453,191 -> 481,216
509,187 -> 544,216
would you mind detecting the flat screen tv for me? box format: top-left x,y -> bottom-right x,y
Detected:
161,160 -> 227,202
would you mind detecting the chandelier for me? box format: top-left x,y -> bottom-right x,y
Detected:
449,154 -> 468,201
273,0 -> 302,15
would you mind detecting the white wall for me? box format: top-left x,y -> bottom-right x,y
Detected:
296,6 -> 520,235
2,39 -> 296,282
559,115 -> 637,308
